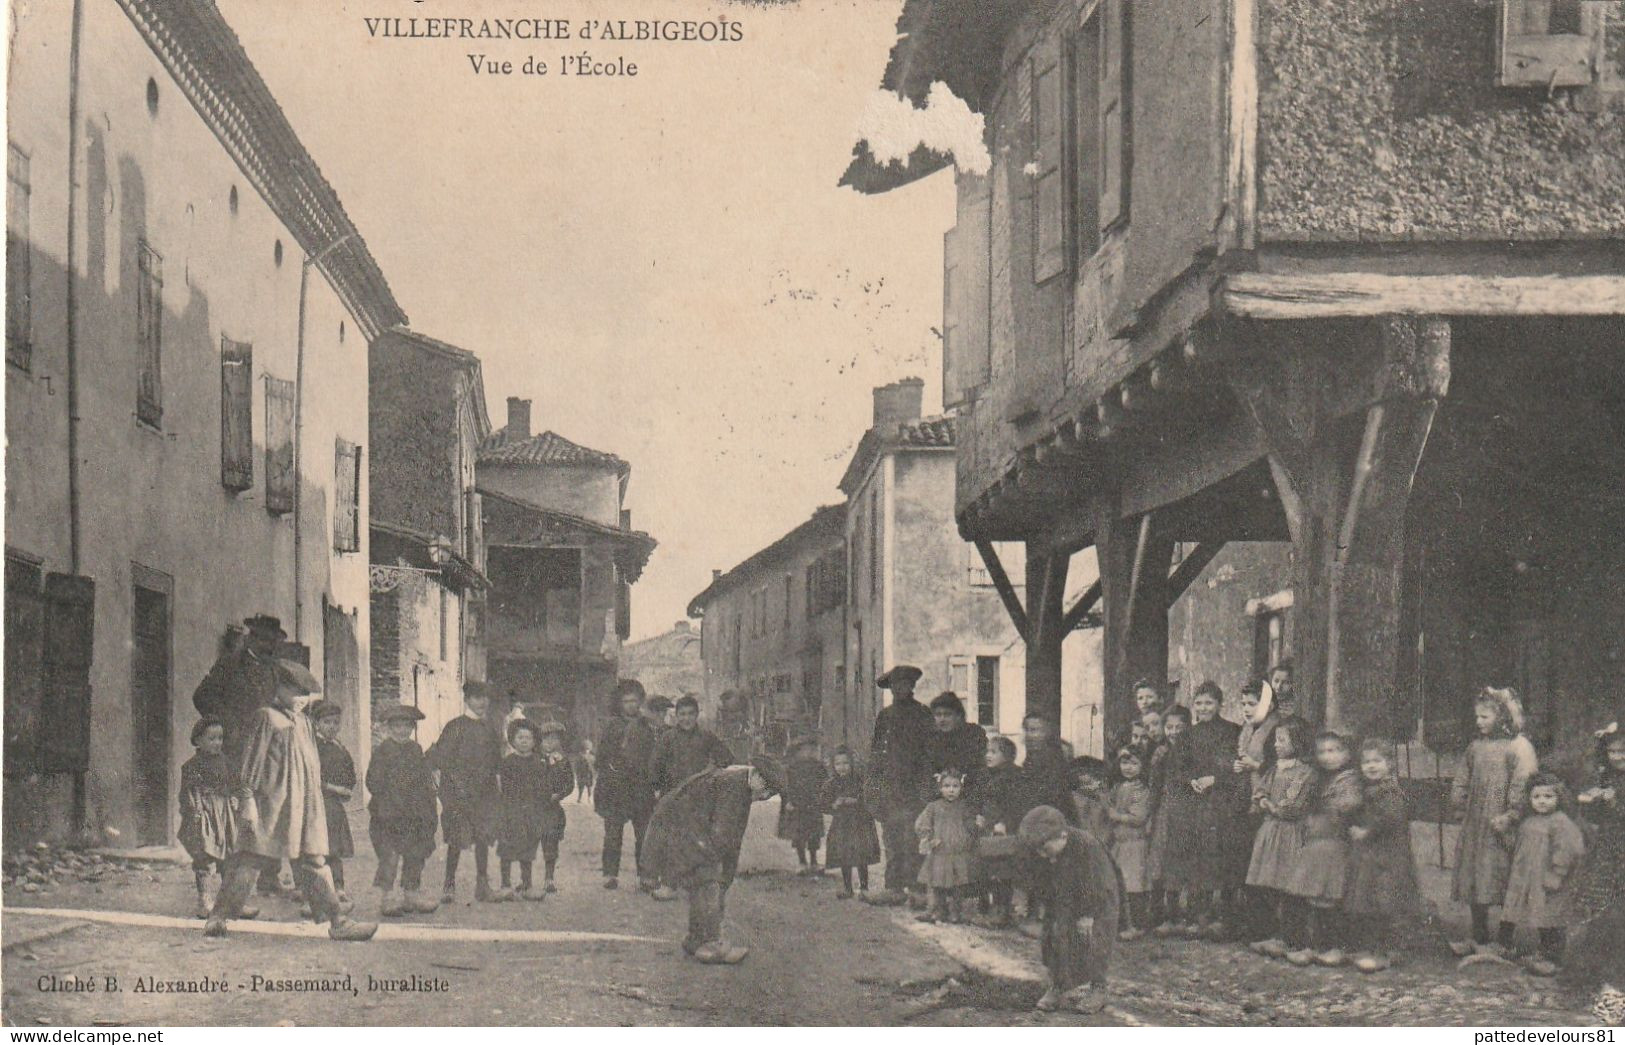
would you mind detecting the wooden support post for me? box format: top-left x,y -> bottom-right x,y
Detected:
1239,316 -> 1450,734
1096,504 -> 1175,743
1023,544 -> 1070,728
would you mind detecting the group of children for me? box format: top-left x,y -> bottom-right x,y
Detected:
1088,676 -> 1625,989
179,681 -> 577,920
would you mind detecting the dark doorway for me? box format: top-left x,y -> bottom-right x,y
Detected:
131,580 -> 172,846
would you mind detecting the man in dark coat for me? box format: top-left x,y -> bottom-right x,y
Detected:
595,680 -> 661,890
862,665 -> 933,906
643,758 -> 780,964
428,680 -> 502,903
192,615 -> 283,767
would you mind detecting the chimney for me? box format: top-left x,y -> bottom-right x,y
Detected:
872,378 -> 924,432
712,569 -> 723,583
506,397 -> 531,440
620,508 -> 632,531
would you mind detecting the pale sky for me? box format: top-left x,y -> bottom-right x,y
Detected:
215,0 -> 957,640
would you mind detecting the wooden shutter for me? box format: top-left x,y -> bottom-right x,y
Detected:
1497,0 -> 1597,88
7,145 -> 31,370
944,172 -> 992,409
1032,37 -> 1066,283
1098,0 -> 1130,233
265,376 -> 295,515
1072,14 -> 1104,259
334,438 -> 360,552
464,488 -> 483,571
220,338 -> 253,492
136,242 -> 163,426
4,557 -> 45,769
39,573 -> 94,773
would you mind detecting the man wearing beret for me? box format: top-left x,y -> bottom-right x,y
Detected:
204,659 -> 377,941
862,665 -> 934,907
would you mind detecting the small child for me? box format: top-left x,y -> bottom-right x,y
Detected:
1019,805 -> 1119,1015
536,721 -> 576,893
1343,738 -> 1419,973
915,767 -> 977,923
1133,680 -> 1164,722
976,736 -> 1025,926
496,719 -> 549,901
178,718 -> 241,919
778,737 -> 827,875
821,746 -> 881,899
368,704 -> 441,917
429,681 -> 503,903
309,701 -> 356,908
1503,772 -> 1586,977
1283,731 -> 1362,967
1071,756 -> 1111,840
1246,722 -> 1316,959
1151,705 -> 1197,936
573,738 -> 596,803
1571,729 -> 1625,1023
1108,746 -> 1153,939
1449,686 -> 1540,957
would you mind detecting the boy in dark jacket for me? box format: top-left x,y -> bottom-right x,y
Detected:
369,704 -> 441,917
1019,805 -> 1120,1014
644,759 -> 781,964
429,680 -> 502,903
649,696 -> 733,798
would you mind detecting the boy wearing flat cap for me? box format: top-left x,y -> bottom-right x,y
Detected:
864,665 -> 933,906
204,659 -> 377,941
644,757 -> 781,964
1019,805 -> 1120,1014
369,704 -> 441,917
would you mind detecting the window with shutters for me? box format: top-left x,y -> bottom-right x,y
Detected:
7,145 -> 31,371
1497,0 -> 1601,88
136,241 -> 164,427
1032,39 -> 1066,283
220,338 -> 253,492
334,438 -> 361,552
264,376 -> 295,515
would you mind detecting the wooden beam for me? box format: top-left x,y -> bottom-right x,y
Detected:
1167,541 -> 1224,600
1114,513 -> 1156,682
1222,272 -> 1625,320
1060,580 -> 1102,634
974,538 -> 1029,640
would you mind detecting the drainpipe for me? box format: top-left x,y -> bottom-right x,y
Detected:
65,0 -> 84,574
292,233 -> 354,642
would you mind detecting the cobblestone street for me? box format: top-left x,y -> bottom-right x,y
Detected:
2,800 -> 1599,1026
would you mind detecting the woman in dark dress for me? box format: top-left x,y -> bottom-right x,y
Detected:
1183,682 -> 1250,938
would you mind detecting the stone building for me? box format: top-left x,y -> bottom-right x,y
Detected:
688,382 -> 1104,761
845,0 -> 1625,777
5,0 -> 399,846
618,620 -> 705,708
687,504 -> 848,755
367,329 -> 491,745
477,398 -> 656,739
